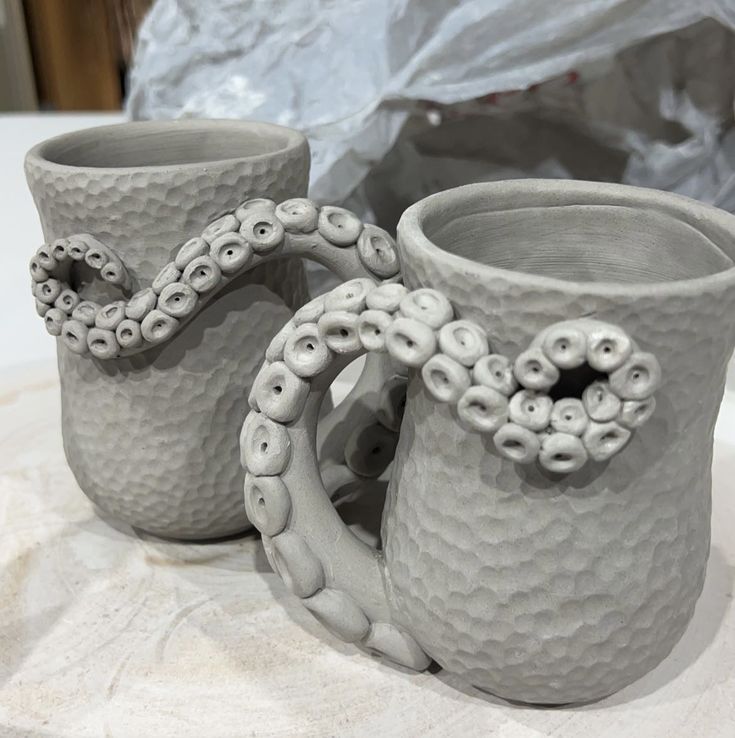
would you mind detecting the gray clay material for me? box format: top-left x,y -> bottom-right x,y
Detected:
26,120 -> 398,540
242,179 -> 735,705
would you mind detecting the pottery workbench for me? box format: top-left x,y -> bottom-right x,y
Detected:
1,360 -> 734,737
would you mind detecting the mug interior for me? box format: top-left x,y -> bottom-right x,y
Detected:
33,120 -> 298,169
421,185 -> 735,284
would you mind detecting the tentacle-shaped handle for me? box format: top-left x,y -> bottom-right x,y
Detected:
30,198 -> 400,358
241,280 -> 662,668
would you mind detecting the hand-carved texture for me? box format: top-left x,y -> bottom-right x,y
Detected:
60,272 -> 299,538
27,121 -> 401,539
383,228 -> 735,704
241,279 -> 662,688
26,136 -> 311,539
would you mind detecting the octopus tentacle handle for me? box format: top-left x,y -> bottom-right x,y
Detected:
239,280 -> 662,668
30,198 -> 400,359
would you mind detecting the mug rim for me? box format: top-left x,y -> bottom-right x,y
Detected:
25,118 -> 307,174
397,179 -> 735,298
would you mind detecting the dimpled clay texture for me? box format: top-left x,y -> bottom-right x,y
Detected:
26,121 -> 310,539
382,181 -> 735,704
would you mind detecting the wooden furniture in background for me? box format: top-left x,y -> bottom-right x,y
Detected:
0,0 -> 38,111
22,0 -> 152,111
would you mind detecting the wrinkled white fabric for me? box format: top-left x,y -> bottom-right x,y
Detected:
127,1 -> 735,215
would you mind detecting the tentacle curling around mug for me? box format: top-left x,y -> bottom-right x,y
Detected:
30,199 -> 400,358
239,280 -> 662,667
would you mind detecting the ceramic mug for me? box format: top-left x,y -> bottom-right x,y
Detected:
241,179 -> 735,704
27,119 -> 400,540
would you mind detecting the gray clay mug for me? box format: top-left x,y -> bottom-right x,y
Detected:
241,180 -> 735,705
27,119 -> 399,540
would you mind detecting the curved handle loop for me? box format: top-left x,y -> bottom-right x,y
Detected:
240,280 -> 662,669
30,198 -> 400,358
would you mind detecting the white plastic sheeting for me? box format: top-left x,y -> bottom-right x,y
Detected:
127,1 -> 735,220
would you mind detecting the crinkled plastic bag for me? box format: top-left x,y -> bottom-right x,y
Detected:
128,1 -> 735,210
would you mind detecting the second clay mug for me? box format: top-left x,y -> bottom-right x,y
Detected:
241,180 -> 735,704
27,119 -> 400,539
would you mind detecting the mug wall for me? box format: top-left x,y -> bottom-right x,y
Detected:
26,121 -> 311,539
385,181 -> 735,703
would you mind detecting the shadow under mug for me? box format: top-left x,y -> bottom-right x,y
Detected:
27,119 -> 400,540
242,179 -> 735,705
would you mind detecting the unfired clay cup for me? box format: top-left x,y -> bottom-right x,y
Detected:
26,119 -> 399,540
242,180 -> 735,704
